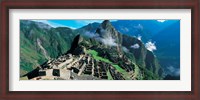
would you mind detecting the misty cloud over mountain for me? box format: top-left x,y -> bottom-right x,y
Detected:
145,41 -> 157,52
130,44 -> 140,49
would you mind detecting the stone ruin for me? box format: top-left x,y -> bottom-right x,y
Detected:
25,53 -> 125,80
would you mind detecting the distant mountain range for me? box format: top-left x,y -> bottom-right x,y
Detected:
20,19 -> 180,80
112,20 -> 180,78
76,20 -> 180,78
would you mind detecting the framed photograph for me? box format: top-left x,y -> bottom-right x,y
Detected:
1,0 -> 199,99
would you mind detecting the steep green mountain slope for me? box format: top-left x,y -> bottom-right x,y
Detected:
20,20 -> 78,76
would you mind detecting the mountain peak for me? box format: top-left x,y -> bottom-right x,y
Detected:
95,20 -> 117,38
102,20 -> 110,23
101,20 -> 112,29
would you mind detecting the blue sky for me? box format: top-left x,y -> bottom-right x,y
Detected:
32,20 -> 107,29
32,20 -> 167,29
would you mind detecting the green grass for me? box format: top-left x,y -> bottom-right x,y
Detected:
87,50 -> 111,63
87,49 -> 131,80
107,71 -> 113,80
112,65 -> 131,80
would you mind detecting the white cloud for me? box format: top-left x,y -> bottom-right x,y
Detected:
157,20 -> 166,23
167,66 -> 180,76
93,28 -> 118,46
100,36 -> 117,46
83,31 -> 99,38
145,41 -> 157,51
31,20 -> 62,27
130,43 -> 140,49
137,35 -> 142,40
122,47 -> 129,52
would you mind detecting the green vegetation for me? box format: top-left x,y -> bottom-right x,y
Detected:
20,20 -> 78,76
138,66 -> 160,80
87,49 -> 161,80
87,50 -> 111,63
133,64 -> 143,80
107,71 -> 113,80
112,65 -> 131,80
87,49 -> 131,80
20,32 -> 47,75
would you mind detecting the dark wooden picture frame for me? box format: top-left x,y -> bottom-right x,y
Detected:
0,0 -> 199,100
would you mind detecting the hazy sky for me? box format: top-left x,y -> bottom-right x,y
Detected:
32,20 -> 166,29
